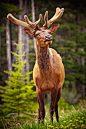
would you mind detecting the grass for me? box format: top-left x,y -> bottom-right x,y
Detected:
0,98 -> 86,129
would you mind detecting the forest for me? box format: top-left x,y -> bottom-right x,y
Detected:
0,0 -> 86,129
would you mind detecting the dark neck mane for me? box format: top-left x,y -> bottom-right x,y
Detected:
36,46 -> 50,71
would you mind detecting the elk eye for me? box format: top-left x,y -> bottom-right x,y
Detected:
36,34 -> 39,36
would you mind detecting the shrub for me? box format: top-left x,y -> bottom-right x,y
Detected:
61,87 -> 81,104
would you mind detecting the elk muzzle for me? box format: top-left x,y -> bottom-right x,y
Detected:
44,34 -> 52,45
45,35 -> 52,40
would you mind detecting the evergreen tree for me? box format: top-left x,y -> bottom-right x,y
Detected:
0,39 -> 37,119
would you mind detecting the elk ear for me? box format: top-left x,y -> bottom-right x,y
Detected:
49,24 -> 60,33
24,28 -> 34,37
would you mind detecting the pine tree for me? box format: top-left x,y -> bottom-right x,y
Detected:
0,39 -> 37,120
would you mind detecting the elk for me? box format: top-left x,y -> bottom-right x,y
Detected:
7,7 -> 65,124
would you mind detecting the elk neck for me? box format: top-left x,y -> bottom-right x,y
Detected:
36,45 -> 51,71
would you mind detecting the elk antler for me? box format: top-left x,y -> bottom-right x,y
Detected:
43,7 -> 64,28
7,14 -> 42,30
24,14 -> 42,29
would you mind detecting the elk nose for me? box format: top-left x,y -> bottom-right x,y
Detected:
45,35 -> 52,40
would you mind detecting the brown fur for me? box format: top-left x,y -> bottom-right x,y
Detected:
33,46 -> 65,93
33,29 -> 65,123
24,26 -> 65,123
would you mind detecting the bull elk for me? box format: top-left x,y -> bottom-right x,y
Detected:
7,7 -> 65,123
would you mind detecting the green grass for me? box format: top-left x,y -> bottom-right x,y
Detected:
12,110 -> 86,129
0,98 -> 86,129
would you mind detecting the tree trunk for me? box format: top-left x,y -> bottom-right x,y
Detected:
22,30 -> 29,82
31,0 -> 36,53
6,19 -> 12,72
80,49 -> 85,97
25,34 -> 29,82
22,0 -> 29,82
19,0 -> 23,60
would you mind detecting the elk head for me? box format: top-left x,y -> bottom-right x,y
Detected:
7,8 -> 64,47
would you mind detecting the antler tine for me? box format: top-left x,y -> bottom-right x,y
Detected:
43,7 -> 64,28
24,15 -> 33,28
24,14 -> 42,30
7,14 -> 31,28
35,14 -> 42,26
43,11 -> 48,28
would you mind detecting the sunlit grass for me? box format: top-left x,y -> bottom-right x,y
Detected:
47,110 -> 86,129
12,110 -> 86,129
0,98 -> 86,129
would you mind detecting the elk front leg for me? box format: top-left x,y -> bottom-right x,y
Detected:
50,88 -> 57,123
36,87 -> 45,124
55,88 -> 62,122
